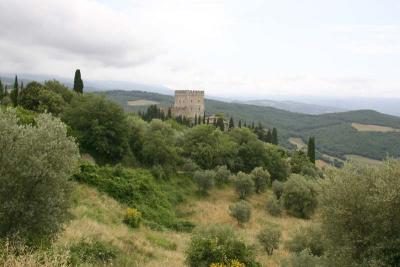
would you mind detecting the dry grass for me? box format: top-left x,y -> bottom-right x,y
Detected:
351,122 -> 400,133
288,137 -> 306,150
2,183 -> 313,266
178,187 -> 311,267
345,154 -> 382,165
127,100 -> 160,106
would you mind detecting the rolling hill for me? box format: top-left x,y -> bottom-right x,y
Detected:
101,90 -> 400,161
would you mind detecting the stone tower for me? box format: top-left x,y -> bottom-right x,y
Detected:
172,90 -> 204,119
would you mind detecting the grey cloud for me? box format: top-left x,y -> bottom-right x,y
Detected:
0,0 -> 160,68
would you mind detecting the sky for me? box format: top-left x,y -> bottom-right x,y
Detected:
0,0 -> 400,98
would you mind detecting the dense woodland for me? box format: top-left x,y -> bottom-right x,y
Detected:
104,90 -> 400,161
0,74 -> 400,266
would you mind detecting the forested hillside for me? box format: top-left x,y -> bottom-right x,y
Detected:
103,90 -> 400,161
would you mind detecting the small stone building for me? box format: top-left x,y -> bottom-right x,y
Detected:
172,90 -> 204,119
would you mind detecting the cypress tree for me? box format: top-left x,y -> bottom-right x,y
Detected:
207,117 -> 210,125
272,128 -> 278,145
203,112 -> 206,124
167,108 -> 172,119
73,69 -> 84,93
243,121 -> 247,128
4,85 -> 8,96
251,122 -> 255,129
238,120 -> 242,128
229,117 -> 234,130
266,129 -> 272,143
0,80 -> 4,100
13,75 -> 18,90
307,137 -> 316,164
194,114 -> 198,126
198,115 -> 202,125
216,117 -> 225,131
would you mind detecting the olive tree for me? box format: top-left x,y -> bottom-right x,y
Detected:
235,172 -> 255,199
194,170 -> 215,194
257,224 -> 281,255
0,109 -> 80,245
250,167 -> 271,193
229,200 -> 251,226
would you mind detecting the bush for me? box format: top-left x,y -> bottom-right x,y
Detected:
69,239 -> 119,265
62,94 -> 129,164
281,174 -> 318,219
266,196 -> 282,216
229,200 -> 252,226
235,172 -> 255,199
272,180 -> 284,199
281,249 -> 321,267
185,224 -> 260,267
215,165 -> 231,186
194,170 -> 215,194
151,164 -> 168,180
123,208 -> 142,228
285,224 -> 325,256
257,224 -> 281,255
319,160 -> 400,266
0,109 -> 80,245
250,167 -> 271,193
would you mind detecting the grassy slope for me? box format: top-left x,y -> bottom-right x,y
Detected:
100,90 -> 400,160
52,183 -> 310,267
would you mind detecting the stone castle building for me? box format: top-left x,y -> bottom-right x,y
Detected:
172,90 -> 204,119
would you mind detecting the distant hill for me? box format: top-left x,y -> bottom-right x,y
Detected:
235,99 -> 346,114
102,90 -> 400,161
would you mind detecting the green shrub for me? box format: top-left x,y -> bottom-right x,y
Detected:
281,249 -> 321,267
146,234 -> 177,251
215,165 -> 231,186
250,167 -> 271,193
285,224 -> 325,256
0,109 -> 80,245
74,164 -> 194,231
185,224 -> 260,267
123,208 -> 142,228
234,172 -> 255,199
69,239 -> 119,265
266,196 -> 282,216
229,200 -> 251,226
194,170 -> 215,194
272,180 -> 284,199
151,164 -> 168,180
281,174 -> 318,219
257,224 -> 281,255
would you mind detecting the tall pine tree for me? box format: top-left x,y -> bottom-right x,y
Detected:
0,80 -> 4,100
307,136 -> 316,164
203,112 -> 206,124
10,75 -> 19,106
238,120 -> 242,128
272,127 -> 278,145
229,117 -> 234,130
73,69 -> 84,93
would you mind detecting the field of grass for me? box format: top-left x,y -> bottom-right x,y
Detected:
345,154 -> 382,165
127,99 -> 160,106
351,123 -> 400,132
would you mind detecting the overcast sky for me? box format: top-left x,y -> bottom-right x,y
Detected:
0,0 -> 399,98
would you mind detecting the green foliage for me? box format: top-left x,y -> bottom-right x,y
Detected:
214,165 -> 231,186
141,119 -> 180,168
183,125 -> 238,170
146,234 -> 177,251
185,224 -> 260,267
74,164 -> 195,231
73,69 -> 84,93
307,137 -> 316,164
19,81 -> 66,115
250,167 -> 271,193
194,170 -> 215,194
281,249 -> 321,267
266,196 -> 282,216
319,160 -> 400,266
264,143 -> 290,181
44,80 -> 74,103
281,174 -> 318,219
123,208 -> 142,228
0,109 -> 80,245
62,94 -> 129,164
234,172 -> 255,199
229,200 -> 251,225
272,180 -> 284,199
285,224 -> 325,256
257,224 -> 281,255
69,239 -> 119,265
